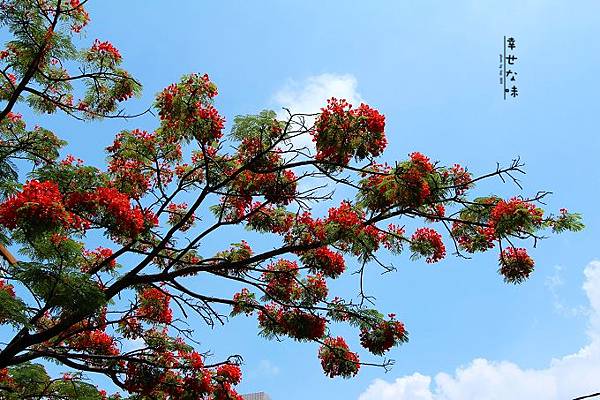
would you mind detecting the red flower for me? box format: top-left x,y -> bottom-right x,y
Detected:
0,368 -> 13,386
258,304 -> 326,341
155,74 -> 222,145
318,337 -> 360,378
327,201 -> 362,229
409,152 -> 434,173
6,112 -> 23,124
69,329 -> 119,356
360,318 -> 408,355
499,247 -> 535,284
304,273 -> 328,303
90,39 -> 121,61
360,154 -> 435,212
137,287 -> 173,324
66,186 -> 154,238
179,350 -> 204,370
383,224 -> 406,253
449,164 -> 472,195
452,222 -> 496,253
82,247 -> 116,273
232,288 -> 257,316
312,98 -> 387,167
0,279 -> 15,298
196,104 -> 225,143
262,260 -> 299,302
489,197 -> 543,236
410,227 -> 446,263
0,180 -> 77,231
167,202 -> 195,231
217,364 -> 242,385
303,247 -> 346,278
280,309 -> 326,340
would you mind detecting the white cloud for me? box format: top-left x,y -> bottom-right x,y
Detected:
245,359 -> 280,382
545,265 -> 588,318
274,73 -> 363,116
273,73 -> 364,151
271,74 -> 365,202
358,261 -> 600,400
257,359 -> 280,377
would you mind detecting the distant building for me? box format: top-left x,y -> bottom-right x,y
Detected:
242,392 -> 272,400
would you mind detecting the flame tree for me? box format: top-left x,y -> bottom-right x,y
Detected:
0,1 -> 583,399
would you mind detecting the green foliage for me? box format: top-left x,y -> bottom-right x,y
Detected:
34,161 -> 108,195
230,110 -> 283,141
0,285 -> 26,326
14,262 -> 105,314
17,234 -> 85,265
551,211 -> 585,233
1,363 -> 106,400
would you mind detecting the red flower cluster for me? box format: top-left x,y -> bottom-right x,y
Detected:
89,39 -> 121,61
155,74 -> 223,145
106,130 -> 155,199
410,227 -> 446,263
0,279 -> 16,298
452,222 -> 495,253
318,337 -> 360,378
304,274 -> 328,303
354,103 -> 386,138
0,279 -> 17,324
137,287 -> 173,324
167,203 -> 195,232
216,364 -> 242,385
302,247 -> 346,278
233,168 -> 298,206
499,247 -> 535,284
179,350 -> 204,370
425,204 -> 446,222
312,98 -> 387,167
0,368 -> 13,386
327,201 -> 362,229
0,179 -> 156,241
400,152 -> 434,206
119,317 -> 143,339
409,152 -> 434,174
0,180 -> 80,231
383,224 -> 406,253
196,104 -> 225,144
447,164 -> 472,195
5,111 -> 23,125
258,305 -> 326,341
124,358 -> 244,400
280,309 -> 327,341
69,329 -> 119,356
284,211 -> 326,247
78,186 -> 151,237
236,136 -> 281,167
360,317 -> 408,355
324,202 -> 387,255
489,197 -> 543,236
361,153 -> 435,212
231,288 -> 256,316
68,0 -> 90,33
81,247 -> 116,273
262,260 -> 299,302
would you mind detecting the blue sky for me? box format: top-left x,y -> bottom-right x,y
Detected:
14,1 -> 600,399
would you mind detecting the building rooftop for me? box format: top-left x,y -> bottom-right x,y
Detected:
242,392 -> 272,400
